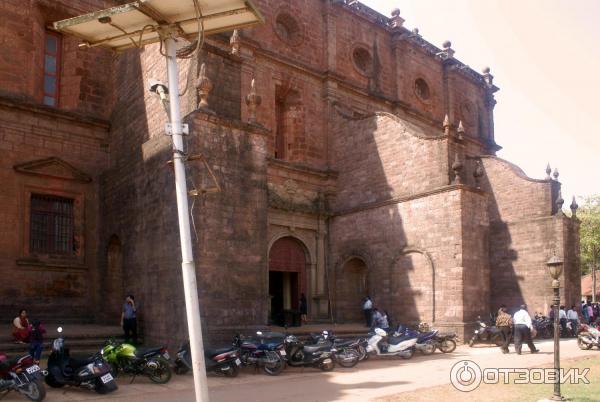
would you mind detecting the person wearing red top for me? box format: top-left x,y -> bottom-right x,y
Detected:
11,309 -> 30,344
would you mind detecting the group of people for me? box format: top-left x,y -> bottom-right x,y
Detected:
548,305 -> 581,337
580,301 -> 600,324
8,295 -> 138,364
10,309 -> 45,364
362,296 -> 391,331
495,304 -> 540,355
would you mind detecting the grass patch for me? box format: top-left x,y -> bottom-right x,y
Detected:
377,356 -> 600,402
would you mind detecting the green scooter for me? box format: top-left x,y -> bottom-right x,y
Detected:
101,339 -> 172,384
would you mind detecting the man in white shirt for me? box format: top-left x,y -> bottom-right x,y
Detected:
513,305 -> 539,354
567,305 -> 579,337
362,296 -> 373,327
559,306 -> 568,337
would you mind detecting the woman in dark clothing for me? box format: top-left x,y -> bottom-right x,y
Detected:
29,320 -> 46,364
300,293 -> 308,325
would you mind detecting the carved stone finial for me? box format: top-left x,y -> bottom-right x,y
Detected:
230,29 -> 241,56
545,163 -> 552,180
570,196 -> 579,217
245,78 -> 262,124
443,114 -> 451,135
390,8 -> 404,28
411,27 -> 421,37
196,63 -> 213,110
452,153 -> 463,185
473,159 -> 484,189
556,190 -> 565,216
482,66 -> 494,87
438,40 -> 455,60
553,168 -> 560,181
457,120 -> 465,140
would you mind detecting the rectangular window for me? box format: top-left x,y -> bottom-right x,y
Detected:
30,194 -> 74,254
43,31 -> 61,107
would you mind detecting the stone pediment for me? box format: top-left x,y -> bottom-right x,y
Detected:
13,157 -> 92,183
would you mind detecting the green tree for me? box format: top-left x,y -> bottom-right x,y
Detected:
579,195 -> 600,275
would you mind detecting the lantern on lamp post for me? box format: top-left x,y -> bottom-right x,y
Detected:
539,254 -> 569,402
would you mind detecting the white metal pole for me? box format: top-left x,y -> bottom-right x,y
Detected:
164,37 -> 209,402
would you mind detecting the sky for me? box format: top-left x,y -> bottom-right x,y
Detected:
361,0 -> 600,205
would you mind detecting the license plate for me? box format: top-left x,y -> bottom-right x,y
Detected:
25,365 -> 40,375
235,358 -> 241,366
100,373 -> 113,384
163,352 -> 170,360
279,350 -> 286,356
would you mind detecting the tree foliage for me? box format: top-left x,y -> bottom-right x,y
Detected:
579,195 -> 600,275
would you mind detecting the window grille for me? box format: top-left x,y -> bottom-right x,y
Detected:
30,194 -> 74,254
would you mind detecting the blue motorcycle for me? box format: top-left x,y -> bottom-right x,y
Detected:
394,325 -> 438,355
233,332 -> 286,376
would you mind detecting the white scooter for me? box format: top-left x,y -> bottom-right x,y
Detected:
578,324 -> 600,350
365,328 -> 418,359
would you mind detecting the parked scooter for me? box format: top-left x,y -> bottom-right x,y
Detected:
307,331 -> 360,368
283,334 -> 336,371
233,331 -> 286,375
0,353 -> 46,401
577,324 -> 600,350
366,328 -> 418,359
45,327 -> 117,394
469,316 -> 504,347
174,341 -> 242,377
102,338 -> 172,384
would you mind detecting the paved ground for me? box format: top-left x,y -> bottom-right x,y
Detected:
2,339 -> 596,402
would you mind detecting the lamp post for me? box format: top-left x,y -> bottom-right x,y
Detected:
541,254 -> 568,402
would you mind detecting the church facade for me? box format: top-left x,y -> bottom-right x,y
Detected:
0,0 -> 580,343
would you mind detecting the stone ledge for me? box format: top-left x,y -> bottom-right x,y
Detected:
185,108 -> 271,136
16,258 -> 87,271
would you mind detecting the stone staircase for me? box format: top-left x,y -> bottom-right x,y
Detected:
0,323 -> 122,358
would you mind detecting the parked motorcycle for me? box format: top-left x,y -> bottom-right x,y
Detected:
577,324 -> 600,350
102,338 -> 171,384
45,327 -> 117,394
366,328 -> 418,359
232,331 -> 286,375
283,334 -> 336,371
395,326 -> 438,355
0,353 -> 46,401
307,331 -> 360,368
533,314 -> 553,339
469,316 -> 504,347
174,341 -> 242,377
433,333 -> 458,353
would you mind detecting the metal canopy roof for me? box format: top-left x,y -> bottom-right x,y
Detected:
52,0 -> 263,51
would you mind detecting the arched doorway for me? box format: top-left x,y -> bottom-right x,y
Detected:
268,237 -> 307,324
336,258 -> 368,322
106,235 -> 124,320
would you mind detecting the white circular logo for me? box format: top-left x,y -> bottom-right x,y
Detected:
450,360 -> 482,392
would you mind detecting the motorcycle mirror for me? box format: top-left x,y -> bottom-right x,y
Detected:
57,327 -> 63,333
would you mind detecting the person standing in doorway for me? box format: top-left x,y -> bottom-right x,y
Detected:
495,305 -> 513,354
121,295 -> 137,344
362,296 -> 373,327
513,305 -> 539,355
299,293 -> 308,325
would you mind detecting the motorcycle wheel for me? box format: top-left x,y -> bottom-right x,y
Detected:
336,349 -> 359,368
94,378 -> 118,394
468,337 -> 475,347
263,356 -> 285,376
19,379 -> 46,402
223,363 -> 240,377
357,345 -> 369,361
439,339 -> 457,353
400,348 -> 415,360
420,341 -> 436,355
44,373 -> 64,388
148,357 -> 173,384
577,334 -> 593,350
174,363 -> 190,375
320,358 -> 336,372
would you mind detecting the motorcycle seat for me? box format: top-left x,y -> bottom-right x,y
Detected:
333,339 -> 355,347
134,347 -> 163,358
302,344 -> 328,354
68,356 -> 97,368
204,347 -> 235,358
388,335 -> 412,345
